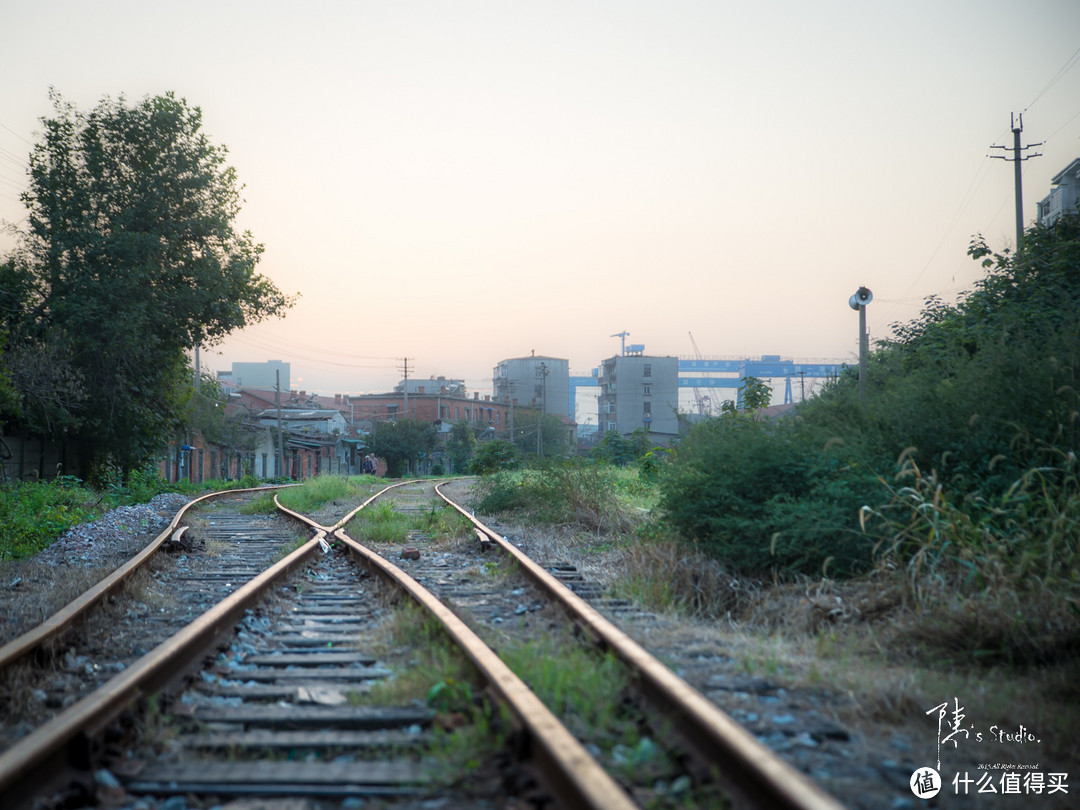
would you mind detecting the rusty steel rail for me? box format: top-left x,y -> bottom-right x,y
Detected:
331,523 -> 639,810
0,485 -> 296,672
434,481 -> 846,810
2,480 -> 638,810
0,521 -> 326,806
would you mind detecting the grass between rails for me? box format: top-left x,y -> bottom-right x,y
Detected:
356,588 -> 726,808
273,474 -> 381,515
347,599 -> 510,783
343,498 -> 472,546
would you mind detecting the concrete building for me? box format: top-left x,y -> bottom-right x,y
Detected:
1037,158 -> 1080,226
493,355 -> 571,420
395,376 -> 467,397
220,360 -> 290,391
348,389 -> 507,431
597,353 -> 679,438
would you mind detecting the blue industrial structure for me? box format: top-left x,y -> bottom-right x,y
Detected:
568,355 -> 844,419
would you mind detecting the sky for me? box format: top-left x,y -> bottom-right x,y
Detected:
2,1 -> 1080,414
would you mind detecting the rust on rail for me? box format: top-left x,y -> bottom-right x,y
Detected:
435,481 -> 845,810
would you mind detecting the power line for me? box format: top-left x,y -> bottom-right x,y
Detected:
0,120 -> 34,147
1024,46 -> 1080,113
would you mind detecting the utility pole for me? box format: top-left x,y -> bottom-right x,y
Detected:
399,357 -> 412,420
990,113 -> 1042,248
538,362 -> 548,458
275,370 -> 285,478
506,380 -> 516,441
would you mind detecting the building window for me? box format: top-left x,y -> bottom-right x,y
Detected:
643,402 -> 652,416
643,363 -> 652,378
643,385 -> 651,396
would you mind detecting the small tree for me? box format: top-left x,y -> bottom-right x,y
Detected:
372,418 -> 437,477
720,376 -> 771,415
445,420 -> 477,473
469,439 -> 521,474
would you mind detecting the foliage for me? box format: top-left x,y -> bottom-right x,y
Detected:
179,374 -> 257,455
372,418 -> 438,477
468,439 -> 521,474
444,420 -> 476,473
471,460 -> 652,533
275,474 -> 369,513
0,478 -> 100,560
345,498 -> 467,545
509,412 -> 569,459
1,91 -> 294,479
659,417 -> 877,576
593,427 -> 652,466
655,212 -> 1080,589
0,472 -> 283,559
865,449 -> 1080,609
720,375 -> 772,414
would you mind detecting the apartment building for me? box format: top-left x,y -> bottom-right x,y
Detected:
596,354 -> 679,438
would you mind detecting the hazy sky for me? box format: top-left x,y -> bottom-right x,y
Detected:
2,1 -> 1079,403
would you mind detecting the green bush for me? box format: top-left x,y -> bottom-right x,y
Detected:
0,479 -> 101,559
469,440 -> 521,474
658,416 -> 879,576
471,460 -> 650,534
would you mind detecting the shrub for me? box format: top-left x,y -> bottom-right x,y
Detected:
659,416 -> 879,576
469,440 -> 521,474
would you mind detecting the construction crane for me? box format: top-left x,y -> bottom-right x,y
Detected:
688,332 -> 711,416
610,331 -> 629,356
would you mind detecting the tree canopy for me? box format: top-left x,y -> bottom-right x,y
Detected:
372,418 -> 438,477
1,91 -> 294,478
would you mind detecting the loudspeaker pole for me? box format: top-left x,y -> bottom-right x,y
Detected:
990,113 -> 1042,248
849,287 -> 873,399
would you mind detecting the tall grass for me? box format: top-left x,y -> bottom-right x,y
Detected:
471,461 -> 651,534
274,475 -> 366,513
866,448 -> 1080,606
863,448 -> 1080,665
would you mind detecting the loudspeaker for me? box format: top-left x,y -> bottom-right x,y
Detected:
849,286 -> 873,309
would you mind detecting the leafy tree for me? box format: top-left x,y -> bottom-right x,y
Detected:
594,427 -> 652,466
720,376 -> 771,415
445,420 -> 477,473
469,439 -> 521,474
372,418 -> 437,477
3,91 -> 294,479
178,373 -> 257,462
510,412 -> 568,459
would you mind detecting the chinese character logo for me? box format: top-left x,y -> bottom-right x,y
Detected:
910,767 -> 941,799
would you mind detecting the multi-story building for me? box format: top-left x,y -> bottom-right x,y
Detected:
394,376 -> 466,397
348,388 -> 507,431
493,355 -> 571,420
219,360 -> 290,392
1037,158 -> 1080,226
596,353 -> 679,438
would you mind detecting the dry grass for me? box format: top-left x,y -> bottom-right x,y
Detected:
485,518 -> 1080,773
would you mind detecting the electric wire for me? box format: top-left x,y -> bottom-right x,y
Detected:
1023,46 -> 1080,113
0,121 -> 34,148
885,47 -> 1080,334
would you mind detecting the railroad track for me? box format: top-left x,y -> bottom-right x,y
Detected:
0,478 -> 844,810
